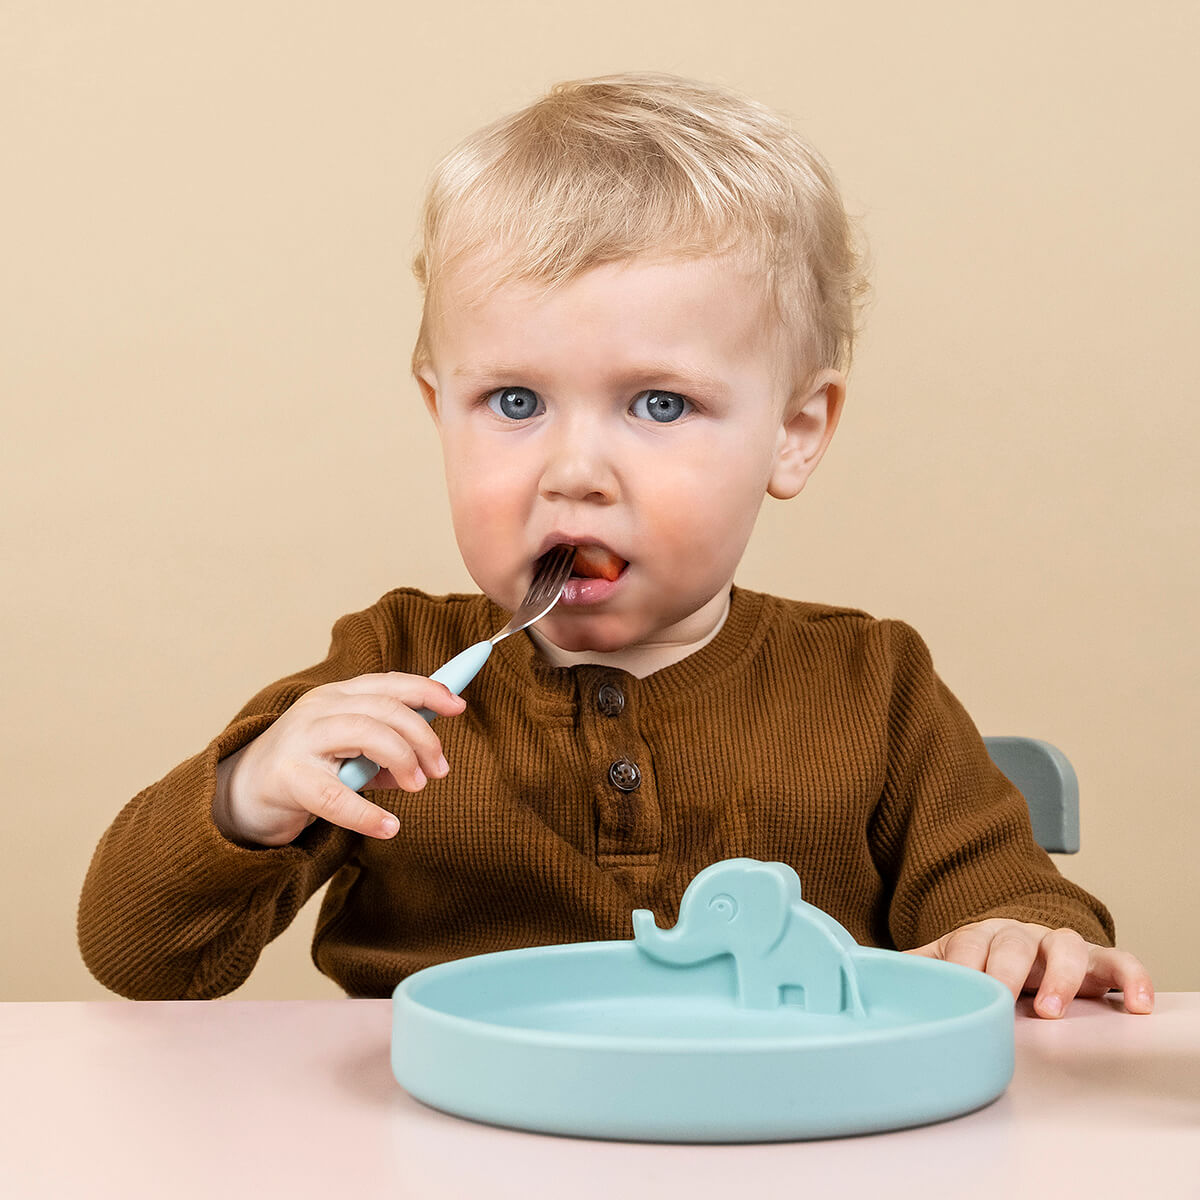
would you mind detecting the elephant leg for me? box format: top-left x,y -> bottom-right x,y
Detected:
804,966 -> 865,1015
842,967 -> 866,1017
735,964 -> 781,1010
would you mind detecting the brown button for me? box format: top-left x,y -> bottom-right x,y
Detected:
608,758 -> 641,792
597,682 -> 625,717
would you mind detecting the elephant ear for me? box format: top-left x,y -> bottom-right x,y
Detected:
739,864 -> 794,955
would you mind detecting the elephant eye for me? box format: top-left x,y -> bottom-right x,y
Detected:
708,893 -> 739,921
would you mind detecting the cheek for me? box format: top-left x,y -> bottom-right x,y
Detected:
441,446 -> 531,588
447,474 -> 514,545
442,432 -> 514,523
643,450 -> 768,551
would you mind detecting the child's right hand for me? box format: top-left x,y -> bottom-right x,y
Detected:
211,673 -> 467,847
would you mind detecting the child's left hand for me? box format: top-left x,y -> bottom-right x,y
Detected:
905,919 -> 1155,1018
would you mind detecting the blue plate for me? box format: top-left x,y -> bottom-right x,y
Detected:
392,859 -> 1014,1142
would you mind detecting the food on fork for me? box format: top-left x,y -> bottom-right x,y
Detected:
570,544 -> 627,581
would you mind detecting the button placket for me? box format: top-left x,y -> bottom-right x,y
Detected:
577,670 -> 660,866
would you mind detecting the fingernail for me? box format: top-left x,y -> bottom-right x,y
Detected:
413,769 -> 427,788
435,754 -> 450,776
1041,995 -> 1062,1017
380,816 -> 399,837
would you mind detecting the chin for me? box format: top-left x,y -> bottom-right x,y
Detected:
538,614 -> 640,655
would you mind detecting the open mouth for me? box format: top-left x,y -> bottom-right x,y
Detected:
567,543 -> 628,582
537,542 -> 629,607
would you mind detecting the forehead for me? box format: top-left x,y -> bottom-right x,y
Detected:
430,253 -> 783,382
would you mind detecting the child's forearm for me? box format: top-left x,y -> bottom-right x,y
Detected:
79,737 -> 352,999
81,605 -> 390,998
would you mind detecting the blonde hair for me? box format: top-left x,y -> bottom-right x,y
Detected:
411,73 -> 869,385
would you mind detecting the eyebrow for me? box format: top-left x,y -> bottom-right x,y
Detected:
451,361 -> 730,398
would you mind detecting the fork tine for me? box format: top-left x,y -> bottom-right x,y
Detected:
530,544 -> 574,602
494,544 -> 574,641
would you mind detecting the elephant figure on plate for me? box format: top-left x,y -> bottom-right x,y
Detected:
632,858 -> 865,1015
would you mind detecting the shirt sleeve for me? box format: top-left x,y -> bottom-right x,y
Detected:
77,605 -> 387,999
867,619 -> 1116,950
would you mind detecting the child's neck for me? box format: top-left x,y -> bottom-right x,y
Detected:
529,590 -> 732,679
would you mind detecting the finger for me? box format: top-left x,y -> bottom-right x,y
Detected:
904,941 -> 942,959
293,764 -> 399,839
331,672 -> 468,717
1081,948 -> 1156,1014
315,713 -> 432,792
1030,928 -> 1090,1018
937,924 -> 995,974
982,927 -> 1042,1001
321,693 -> 453,781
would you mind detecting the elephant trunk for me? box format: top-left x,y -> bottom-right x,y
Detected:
632,909 -> 720,965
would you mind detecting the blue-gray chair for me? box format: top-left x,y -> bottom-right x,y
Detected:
984,736 -> 1079,854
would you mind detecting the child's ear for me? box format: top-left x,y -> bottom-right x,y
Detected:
416,368 -> 441,426
767,369 -> 846,500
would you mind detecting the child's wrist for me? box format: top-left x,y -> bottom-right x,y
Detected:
212,750 -> 251,844
212,745 -> 287,848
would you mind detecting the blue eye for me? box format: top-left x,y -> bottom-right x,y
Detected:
487,387 -> 542,421
631,390 -> 691,423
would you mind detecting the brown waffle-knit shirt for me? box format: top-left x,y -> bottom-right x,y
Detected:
78,587 -> 1114,999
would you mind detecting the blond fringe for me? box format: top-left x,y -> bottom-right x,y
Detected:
411,72 -> 870,385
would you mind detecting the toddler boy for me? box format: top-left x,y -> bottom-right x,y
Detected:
80,73 -> 1153,1018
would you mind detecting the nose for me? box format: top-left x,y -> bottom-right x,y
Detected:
537,415 -> 620,505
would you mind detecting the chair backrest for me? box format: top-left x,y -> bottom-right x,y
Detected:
983,736 -> 1079,854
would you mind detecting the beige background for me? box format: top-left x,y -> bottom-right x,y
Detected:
2,2 -> 1196,1001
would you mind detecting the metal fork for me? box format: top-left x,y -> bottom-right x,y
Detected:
337,543 -> 575,791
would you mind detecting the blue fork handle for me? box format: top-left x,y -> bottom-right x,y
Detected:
336,639 -> 495,792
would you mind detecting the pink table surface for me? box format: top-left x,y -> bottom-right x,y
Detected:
1,994 -> 1197,1199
